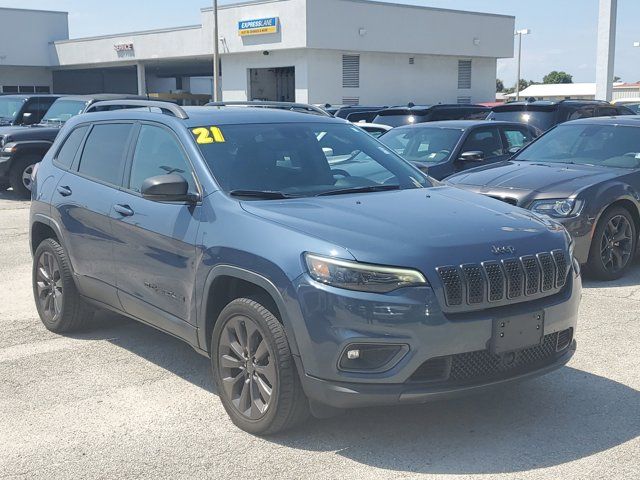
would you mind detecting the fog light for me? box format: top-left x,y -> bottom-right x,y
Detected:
339,343 -> 408,372
346,349 -> 360,360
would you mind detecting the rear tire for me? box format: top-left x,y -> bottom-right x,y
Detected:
9,155 -> 39,198
33,238 -> 94,333
587,206 -> 637,281
211,297 -> 309,435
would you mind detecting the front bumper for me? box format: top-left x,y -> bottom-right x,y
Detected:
0,152 -> 12,179
297,341 -> 575,408
290,269 -> 581,409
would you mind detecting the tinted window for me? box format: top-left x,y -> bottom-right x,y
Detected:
620,103 -> 640,114
502,126 -> 535,151
460,128 -> 503,158
78,123 -> 132,185
515,124 -> 640,168
566,105 -> 596,121
55,126 -> 88,168
192,122 -> 428,196
488,109 -> 557,131
129,125 -> 195,193
0,97 -> 24,122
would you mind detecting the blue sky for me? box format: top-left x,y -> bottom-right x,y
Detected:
3,0 -> 640,86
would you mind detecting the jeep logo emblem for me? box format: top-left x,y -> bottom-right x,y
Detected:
491,245 -> 516,255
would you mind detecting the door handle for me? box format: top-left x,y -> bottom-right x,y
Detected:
56,185 -> 72,197
114,204 -> 134,217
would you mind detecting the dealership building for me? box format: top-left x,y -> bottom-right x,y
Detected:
0,0 -> 515,105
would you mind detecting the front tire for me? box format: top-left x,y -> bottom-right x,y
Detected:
211,297 -> 309,435
33,238 -> 94,332
587,206 -> 637,280
9,155 -> 39,198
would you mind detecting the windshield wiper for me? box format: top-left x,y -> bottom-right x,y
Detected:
229,189 -> 294,199
316,184 -> 401,197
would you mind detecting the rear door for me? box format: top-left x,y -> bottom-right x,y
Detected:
499,124 -> 536,155
53,122 -> 134,307
109,122 -> 202,334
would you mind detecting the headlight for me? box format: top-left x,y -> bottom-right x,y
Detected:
529,199 -> 584,218
305,253 -> 428,293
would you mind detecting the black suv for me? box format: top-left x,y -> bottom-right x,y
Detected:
30,100 -> 580,435
373,104 -> 489,127
0,94 -> 60,127
0,94 -> 143,197
488,100 -> 636,132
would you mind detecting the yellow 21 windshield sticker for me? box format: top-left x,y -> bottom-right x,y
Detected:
192,126 -> 225,144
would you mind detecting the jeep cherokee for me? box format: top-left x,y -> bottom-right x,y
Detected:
30,100 -> 581,435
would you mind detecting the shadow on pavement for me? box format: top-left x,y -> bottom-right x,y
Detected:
582,259 -> 640,289
70,310 -> 640,475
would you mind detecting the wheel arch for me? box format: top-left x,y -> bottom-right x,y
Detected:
199,265 -> 300,357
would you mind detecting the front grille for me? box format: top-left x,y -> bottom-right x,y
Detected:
437,250 -> 569,309
408,328 -> 573,384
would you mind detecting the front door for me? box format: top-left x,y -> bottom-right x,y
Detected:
454,126 -> 508,173
110,123 -> 201,331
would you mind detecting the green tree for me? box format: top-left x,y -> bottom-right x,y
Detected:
496,78 -> 505,92
543,71 -> 573,84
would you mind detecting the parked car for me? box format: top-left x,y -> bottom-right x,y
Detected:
612,98 -> 640,114
0,94 -> 60,127
334,105 -> 387,119
448,116 -> 640,280
0,94 -> 144,197
488,100 -> 635,132
373,104 -> 490,127
30,100 -> 579,435
354,122 -> 392,138
379,120 -> 539,180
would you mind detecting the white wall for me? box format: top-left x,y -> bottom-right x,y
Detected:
0,8 -> 68,66
306,50 -> 496,105
0,66 -> 53,91
306,0 -> 514,59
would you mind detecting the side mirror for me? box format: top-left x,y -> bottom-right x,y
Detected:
458,151 -> 485,162
141,174 -> 195,202
22,112 -> 35,125
322,147 -> 334,157
508,146 -> 522,154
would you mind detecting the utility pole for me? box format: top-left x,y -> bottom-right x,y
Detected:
212,0 -> 221,101
595,0 -> 617,101
514,29 -> 531,102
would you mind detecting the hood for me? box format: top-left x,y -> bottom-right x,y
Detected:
0,125 -> 60,143
447,161 -> 623,198
240,186 -> 568,281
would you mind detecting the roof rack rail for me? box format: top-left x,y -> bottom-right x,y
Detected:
205,101 -> 332,117
85,100 -> 189,119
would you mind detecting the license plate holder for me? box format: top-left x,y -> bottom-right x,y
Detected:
491,311 -> 544,355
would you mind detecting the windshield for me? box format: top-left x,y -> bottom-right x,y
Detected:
380,127 -> 462,163
489,109 -> 557,132
192,122 -> 429,197
0,97 -> 24,121
515,124 -> 640,168
41,100 -> 87,123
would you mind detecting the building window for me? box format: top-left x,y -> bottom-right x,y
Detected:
342,54 -> 360,88
457,96 -> 472,104
2,86 -> 19,93
35,86 -> 51,93
458,60 -> 472,89
409,57 -> 415,65
342,96 -> 359,106
18,86 -> 36,93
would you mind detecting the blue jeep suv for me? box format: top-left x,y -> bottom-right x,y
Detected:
30,100 -> 581,434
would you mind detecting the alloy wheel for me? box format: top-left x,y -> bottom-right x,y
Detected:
35,251 -> 63,322
22,164 -> 35,191
600,214 -> 633,274
218,316 -> 276,420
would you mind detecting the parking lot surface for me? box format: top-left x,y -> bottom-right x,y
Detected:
0,190 -> 638,480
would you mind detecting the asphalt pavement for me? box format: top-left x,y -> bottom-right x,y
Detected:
0,189 -> 638,480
